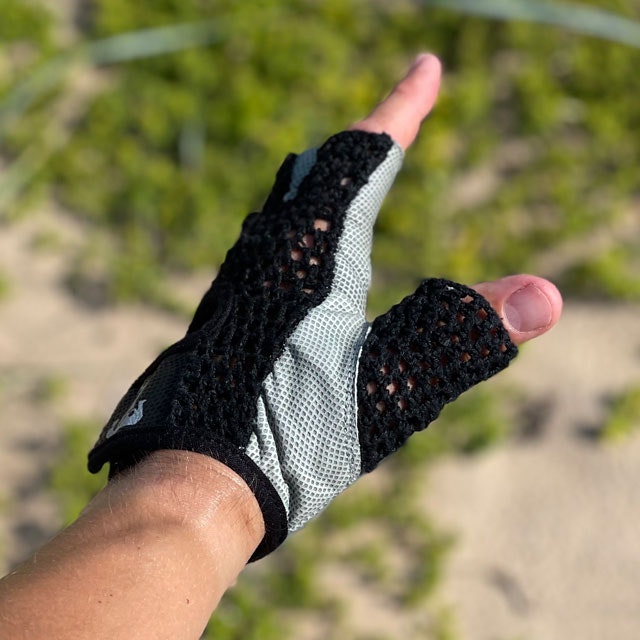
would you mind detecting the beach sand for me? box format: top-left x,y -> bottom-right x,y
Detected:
1,208 -> 639,639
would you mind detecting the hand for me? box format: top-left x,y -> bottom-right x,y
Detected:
350,53 -> 561,341
88,54 -> 562,561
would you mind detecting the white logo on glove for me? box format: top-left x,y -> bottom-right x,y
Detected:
106,399 -> 146,439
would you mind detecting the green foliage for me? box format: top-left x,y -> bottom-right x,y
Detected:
562,245 -> 640,301
0,269 -> 10,302
31,374 -> 69,404
202,528 -> 337,639
0,0 -> 50,53
394,386 -> 509,464
202,583 -> 291,640
0,1 -> 53,124
600,384 -> 640,441
48,1 -> 430,291
49,419 -> 108,524
9,2 -> 640,638
29,227 -> 64,252
429,606 -> 459,640
4,1 -> 640,306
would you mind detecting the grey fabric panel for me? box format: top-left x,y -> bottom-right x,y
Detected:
258,312 -> 368,531
245,403 -> 290,515
250,141 -> 404,531
283,147 -> 318,202
329,143 -> 404,313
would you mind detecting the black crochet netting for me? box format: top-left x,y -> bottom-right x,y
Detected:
357,278 -> 518,473
88,131 -> 394,558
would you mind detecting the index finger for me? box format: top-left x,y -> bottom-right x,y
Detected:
349,53 -> 442,151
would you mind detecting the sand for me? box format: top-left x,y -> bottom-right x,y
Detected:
1,207 -> 640,639
426,301 -> 640,640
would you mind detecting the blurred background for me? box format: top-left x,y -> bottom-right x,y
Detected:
1,1 -> 640,638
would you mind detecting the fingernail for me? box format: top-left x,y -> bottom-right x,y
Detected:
408,53 -> 435,74
410,53 -> 429,69
504,284 -> 553,333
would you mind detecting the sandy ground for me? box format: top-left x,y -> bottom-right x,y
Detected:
426,302 -> 640,640
6,4 -> 639,638
0,207 -> 209,565
1,207 -> 640,639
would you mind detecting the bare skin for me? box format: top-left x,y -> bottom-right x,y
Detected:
0,54 -> 562,640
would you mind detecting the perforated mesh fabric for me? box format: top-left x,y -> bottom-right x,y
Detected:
249,145 -> 402,531
357,279 -> 518,472
87,130 -> 518,560
247,141 -> 403,531
88,131 -> 399,559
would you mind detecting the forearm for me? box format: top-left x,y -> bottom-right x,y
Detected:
0,451 -> 264,640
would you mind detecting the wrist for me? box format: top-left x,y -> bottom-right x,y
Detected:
84,450 -> 265,571
0,452 -> 266,639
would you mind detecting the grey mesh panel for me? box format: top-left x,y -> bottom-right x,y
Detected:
283,148 -> 318,202
245,401 -> 290,515
249,142 -> 404,531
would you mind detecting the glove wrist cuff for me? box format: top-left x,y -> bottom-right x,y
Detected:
89,432 -> 288,561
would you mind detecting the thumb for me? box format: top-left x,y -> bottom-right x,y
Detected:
472,275 -> 563,345
357,278 -> 518,473
355,276 -> 562,472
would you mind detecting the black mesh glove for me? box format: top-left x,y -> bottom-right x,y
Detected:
88,131 -> 517,560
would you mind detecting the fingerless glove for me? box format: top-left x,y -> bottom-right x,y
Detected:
88,131 -> 517,560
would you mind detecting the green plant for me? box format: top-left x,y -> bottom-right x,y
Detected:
12,2 -> 640,637
600,383 -> 640,441
0,270 -> 10,302
392,386 -> 509,465
430,606 -> 459,640
4,2 -> 640,308
31,374 -> 69,404
49,419 -> 108,524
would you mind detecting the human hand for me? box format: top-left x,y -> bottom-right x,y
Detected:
88,54 -> 562,560
350,53 -> 561,341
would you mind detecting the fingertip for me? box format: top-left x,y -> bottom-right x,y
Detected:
349,52 -> 442,151
473,275 -> 563,345
411,52 -> 442,78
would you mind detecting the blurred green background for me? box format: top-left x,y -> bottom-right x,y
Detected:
3,0 -> 640,312
1,1 -> 640,639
